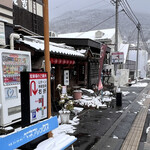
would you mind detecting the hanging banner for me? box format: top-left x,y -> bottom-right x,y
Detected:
98,44 -> 107,90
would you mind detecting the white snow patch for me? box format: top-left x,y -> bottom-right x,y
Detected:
146,127 -> 150,134
131,82 -> 148,87
122,91 -> 130,96
113,135 -> 118,139
116,110 -> 123,113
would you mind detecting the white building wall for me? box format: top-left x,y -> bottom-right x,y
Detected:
128,50 -> 148,78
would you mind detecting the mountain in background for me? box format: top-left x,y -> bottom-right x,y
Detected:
50,9 -> 150,43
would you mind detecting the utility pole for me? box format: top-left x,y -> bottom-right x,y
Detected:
111,0 -> 120,74
43,0 -> 52,138
115,0 -> 119,52
136,23 -> 140,80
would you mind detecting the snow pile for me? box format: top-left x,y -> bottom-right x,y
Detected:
137,98 -> 146,106
71,107 -> 84,115
122,91 -> 130,96
35,116 -> 79,150
146,127 -> 150,134
131,82 -> 148,87
74,97 -> 107,109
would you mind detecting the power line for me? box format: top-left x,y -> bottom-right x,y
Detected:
76,9 -> 123,37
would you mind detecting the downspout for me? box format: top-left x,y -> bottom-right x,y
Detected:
10,33 -> 20,50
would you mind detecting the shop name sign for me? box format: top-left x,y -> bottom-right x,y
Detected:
112,52 -> 124,64
0,117 -> 58,150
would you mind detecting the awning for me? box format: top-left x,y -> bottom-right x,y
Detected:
19,36 -> 85,58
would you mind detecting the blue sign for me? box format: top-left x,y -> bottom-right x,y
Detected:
0,116 -> 58,150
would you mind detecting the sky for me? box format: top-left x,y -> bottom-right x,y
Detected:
49,0 -> 150,20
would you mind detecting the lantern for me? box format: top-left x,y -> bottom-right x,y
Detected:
50,58 -> 54,64
62,59 -> 66,64
72,60 -> 75,65
57,59 -> 62,64
54,58 -> 58,64
66,59 -> 69,64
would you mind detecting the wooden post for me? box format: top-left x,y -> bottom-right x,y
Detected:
43,0 -> 52,137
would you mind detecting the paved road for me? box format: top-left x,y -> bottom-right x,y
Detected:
67,79 -> 150,150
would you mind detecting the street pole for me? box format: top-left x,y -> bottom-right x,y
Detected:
136,23 -> 140,80
43,0 -> 52,137
114,0 -> 119,75
115,0 -> 119,52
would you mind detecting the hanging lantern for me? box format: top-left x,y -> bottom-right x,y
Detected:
50,58 -> 54,64
62,59 -> 66,64
54,58 -> 58,64
72,60 -> 75,65
66,59 -> 69,64
57,59 -> 62,64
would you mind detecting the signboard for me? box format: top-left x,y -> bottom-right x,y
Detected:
0,22 -> 6,45
64,70 -> 69,86
112,52 -> 124,64
0,117 -> 58,150
21,72 -> 48,127
29,72 -> 47,123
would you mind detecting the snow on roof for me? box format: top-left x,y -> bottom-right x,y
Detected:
19,37 -> 85,57
118,43 -> 129,64
58,28 -> 115,40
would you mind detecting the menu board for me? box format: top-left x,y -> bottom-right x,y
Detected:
2,53 -> 29,86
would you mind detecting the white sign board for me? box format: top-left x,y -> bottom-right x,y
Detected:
112,52 -> 124,64
29,73 -> 47,123
64,70 -> 69,85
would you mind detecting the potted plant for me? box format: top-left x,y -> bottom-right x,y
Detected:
57,84 -> 74,124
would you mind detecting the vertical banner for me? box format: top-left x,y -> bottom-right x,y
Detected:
98,44 -> 107,90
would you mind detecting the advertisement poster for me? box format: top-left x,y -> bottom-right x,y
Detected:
29,72 -> 47,123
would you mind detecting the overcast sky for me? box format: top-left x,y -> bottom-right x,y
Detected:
49,0 -> 150,20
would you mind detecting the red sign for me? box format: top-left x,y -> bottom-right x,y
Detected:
98,44 -> 107,90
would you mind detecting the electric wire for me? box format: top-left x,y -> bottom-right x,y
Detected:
76,9 -> 123,38
111,0 -> 149,51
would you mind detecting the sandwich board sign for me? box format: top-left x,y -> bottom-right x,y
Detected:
21,72 -> 48,127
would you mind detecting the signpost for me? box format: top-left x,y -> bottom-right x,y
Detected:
112,52 -> 124,64
21,72 -> 48,127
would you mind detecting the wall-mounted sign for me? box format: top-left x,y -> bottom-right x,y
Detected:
112,52 -> 124,64
21,72 -> 48,127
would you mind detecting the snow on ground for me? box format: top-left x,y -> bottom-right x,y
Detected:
122,91 -> 130,96
131,82 -> 148,87
113,135 -> 118,139
146,127 -> 150,134
74,97 -> 107,109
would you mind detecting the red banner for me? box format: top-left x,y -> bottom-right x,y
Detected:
98,44 -> 107,90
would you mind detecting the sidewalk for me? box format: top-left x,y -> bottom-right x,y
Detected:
67,80 -> 150,150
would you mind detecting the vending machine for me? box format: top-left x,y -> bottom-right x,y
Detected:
0,49 -> 31,127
